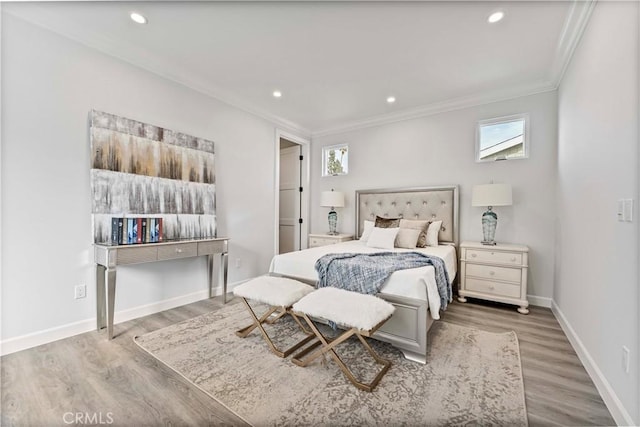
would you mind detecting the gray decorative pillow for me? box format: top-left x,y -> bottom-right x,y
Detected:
399,219 -> 430,247
375,216 -> 401,228
395,228 -> 421,249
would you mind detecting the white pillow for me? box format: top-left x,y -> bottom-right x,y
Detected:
366,227 -> 399,249
395,228 -> 421,249
359,220 -> 375,242
426,220 -> 442,247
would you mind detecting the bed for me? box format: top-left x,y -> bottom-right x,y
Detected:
269,185 -> 459,364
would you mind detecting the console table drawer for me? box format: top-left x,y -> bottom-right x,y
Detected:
158,243 -> 198,260
198,240 -> 227,255
466,249 -> 522,266
466,278 -> 521,298
466,264 -> 521,283
116,246 -> 158,265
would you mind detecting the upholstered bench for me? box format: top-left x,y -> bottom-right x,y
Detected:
233,275 -> 315,358
291,287 -> 395,392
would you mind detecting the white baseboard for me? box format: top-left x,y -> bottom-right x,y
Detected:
0,316 -> 97,357
0,282 -> 242,357
112,289 -> 209,324
527,295 -> 552,308
551,301 -> 634,426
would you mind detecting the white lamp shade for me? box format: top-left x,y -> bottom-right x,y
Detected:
472,184 -> 512,207
320,190 -> 345,208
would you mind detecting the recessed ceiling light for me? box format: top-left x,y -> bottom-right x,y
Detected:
387,96 -> 396,104
487,11 -> 504,23
130,12 -> 148,24
273,90 -> 282,98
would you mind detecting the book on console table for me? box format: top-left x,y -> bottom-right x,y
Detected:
157,218 -> 163,242
109,216 -> 165,245
111,217 -> 123,245
141,218 -> 148,244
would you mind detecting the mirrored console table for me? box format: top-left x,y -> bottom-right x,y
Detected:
94,237 -> 229,340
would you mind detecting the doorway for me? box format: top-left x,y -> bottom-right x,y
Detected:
275,131 -> 310,255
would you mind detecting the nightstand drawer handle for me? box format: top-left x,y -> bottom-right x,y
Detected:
510,257 -> 517,262
471,253 -> 477,258
489,285 -> 495,290
176,248 -> 183,253
489,271 -> 495,276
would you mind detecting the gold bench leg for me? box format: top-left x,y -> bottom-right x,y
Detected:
236,297 -> 315,358
292,313 -> 392,392
264,307 -> 287,324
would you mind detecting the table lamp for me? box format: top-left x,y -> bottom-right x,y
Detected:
471,183 -> 512,245
320,190 -> 345,235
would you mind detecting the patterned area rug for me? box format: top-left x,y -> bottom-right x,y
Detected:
134,302 -> 527,426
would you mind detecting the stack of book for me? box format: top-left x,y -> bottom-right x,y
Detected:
111,217 -> 164,245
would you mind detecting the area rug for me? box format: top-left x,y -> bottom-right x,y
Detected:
134,302 -> 528,426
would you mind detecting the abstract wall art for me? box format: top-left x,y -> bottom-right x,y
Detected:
90,110 -> 216,243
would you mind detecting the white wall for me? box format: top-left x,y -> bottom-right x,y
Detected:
311,91 -> 558,302
556,1 -> 639,424
0,14 -> 300,349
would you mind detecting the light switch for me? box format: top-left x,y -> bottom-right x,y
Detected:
618,199 -> 625,221
624,199 -> 634,222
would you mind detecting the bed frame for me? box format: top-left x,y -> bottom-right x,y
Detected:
355,185 -> 459,364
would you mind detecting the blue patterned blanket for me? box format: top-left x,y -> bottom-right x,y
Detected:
314,252 -> 452,310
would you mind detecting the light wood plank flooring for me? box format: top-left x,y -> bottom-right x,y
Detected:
1,296 -> 615,426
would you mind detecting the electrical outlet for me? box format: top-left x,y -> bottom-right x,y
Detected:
235,258 -> 241,268
74,284 -> 87,299
622,346 -> 630,373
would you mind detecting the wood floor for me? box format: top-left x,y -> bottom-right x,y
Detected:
1,295 -> 615,426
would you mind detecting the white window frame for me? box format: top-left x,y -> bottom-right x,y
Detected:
476,113 -> 529,162
321,143 -> 349,176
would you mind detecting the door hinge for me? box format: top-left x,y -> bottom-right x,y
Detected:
299,187 -> 303,192
298,218 -> 303,224
299,155 -> 304,161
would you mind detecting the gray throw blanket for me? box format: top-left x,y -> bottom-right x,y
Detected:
315,252 -> 452,310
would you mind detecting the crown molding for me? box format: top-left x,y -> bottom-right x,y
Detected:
311,0 -> 595,138
3,6 -> 311,138
549,0 -> 597,88
311,81 -> 557,138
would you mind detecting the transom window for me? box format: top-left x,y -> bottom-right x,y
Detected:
476,114 -> 529,162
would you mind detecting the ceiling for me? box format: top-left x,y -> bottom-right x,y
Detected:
4,1 -> 593,136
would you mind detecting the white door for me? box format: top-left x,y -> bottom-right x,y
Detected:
279,145 -> 301,254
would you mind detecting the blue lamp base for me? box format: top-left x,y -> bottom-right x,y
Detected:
327,209 -> 338,235
481,208 -> 498,245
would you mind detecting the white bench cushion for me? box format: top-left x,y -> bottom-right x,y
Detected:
293,287 -> 395,331
233,276 -> 314,307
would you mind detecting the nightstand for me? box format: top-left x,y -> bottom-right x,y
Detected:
458,241 -> 529,314
308,233 -> 353,248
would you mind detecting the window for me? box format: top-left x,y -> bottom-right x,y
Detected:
322,144 -> 349,176
476,114 -> 529,162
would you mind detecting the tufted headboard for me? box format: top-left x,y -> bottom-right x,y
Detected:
355,185 -> 459,246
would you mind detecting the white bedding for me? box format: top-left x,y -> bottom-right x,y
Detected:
268,240 -> 457,319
